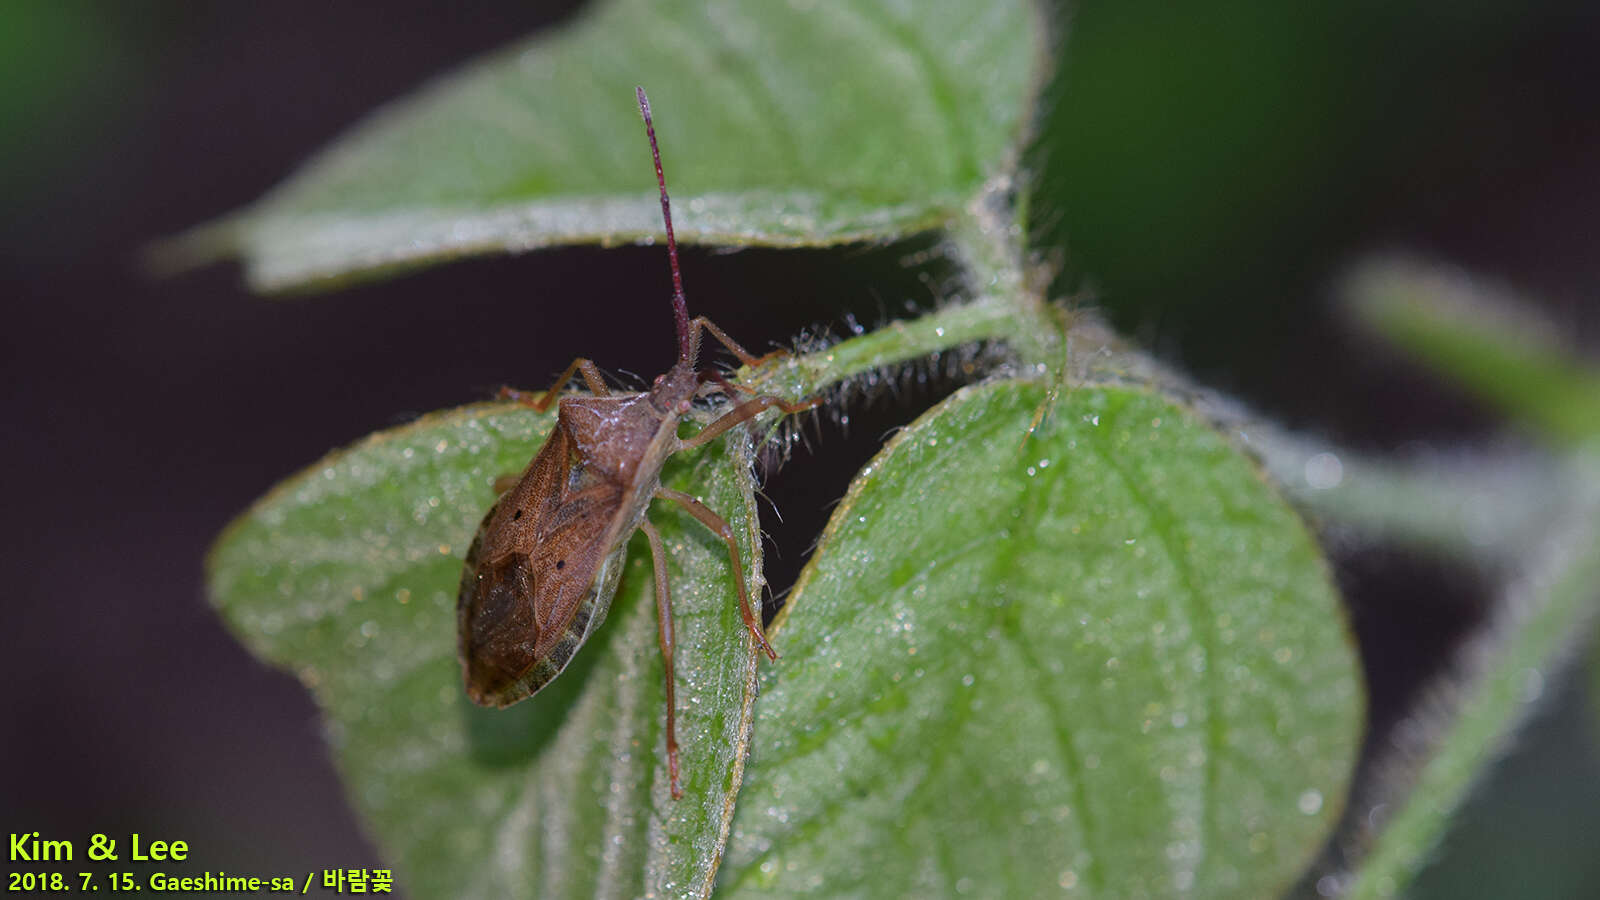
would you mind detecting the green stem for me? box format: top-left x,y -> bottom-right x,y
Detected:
1247,429 -> 1561,565
742,204 -> 1058,401
1342,453 -> 1600,898
743,291 -> 1020,397
946,191 -> 1062,369
1346,259 -> 1600,448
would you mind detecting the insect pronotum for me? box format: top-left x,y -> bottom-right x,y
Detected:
457,87 -> 818,798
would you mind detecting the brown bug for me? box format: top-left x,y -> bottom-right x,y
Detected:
457,87 -> 817,799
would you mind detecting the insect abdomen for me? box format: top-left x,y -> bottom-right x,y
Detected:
507,541 -> 627,702
457,516 -> 627,708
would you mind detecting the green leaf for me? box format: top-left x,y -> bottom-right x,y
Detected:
1346,258 -> 1600,446
719,380 -> 1363,898
207,403 -> 768,899
174,0 -> 1044,291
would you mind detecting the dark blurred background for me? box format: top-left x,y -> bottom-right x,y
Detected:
3,1 -> 1598,896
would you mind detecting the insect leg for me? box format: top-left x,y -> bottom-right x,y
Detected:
640,519 -> 683,800
689,316 -> 788,369
498,358 -> 610,411
678,393 -> 823,451
655,487 -> 778,661
696,369 -> 763,402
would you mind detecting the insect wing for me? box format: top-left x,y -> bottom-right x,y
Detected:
457,422 -> 626,706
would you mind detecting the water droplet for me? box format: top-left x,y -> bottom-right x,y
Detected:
1366,803 -> 1388,829
1304,452 -> 1344,490
1297,789 -> 1324,815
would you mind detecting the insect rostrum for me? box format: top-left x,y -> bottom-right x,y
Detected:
456,87 -> 818,800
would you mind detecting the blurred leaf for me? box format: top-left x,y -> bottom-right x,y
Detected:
1592,632 -> 1600,748
1,2 -> 147,240
719,380 -> 1363,898
1347,258 -> 1600,446
172,0 -> 1044,291
207,403 -> 767,899
1592,625 -> 1600,741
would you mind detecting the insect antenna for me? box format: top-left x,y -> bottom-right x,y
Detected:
636,86 -> 696,366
